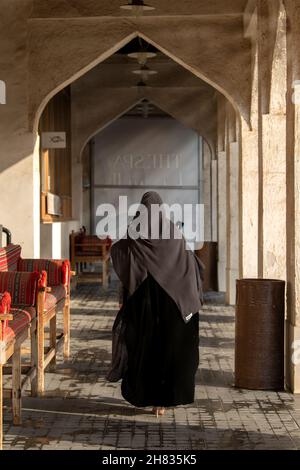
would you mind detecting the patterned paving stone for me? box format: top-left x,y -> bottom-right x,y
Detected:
2,279 -> 300,450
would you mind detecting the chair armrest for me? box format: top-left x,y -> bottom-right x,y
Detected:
0,313 -> 13,321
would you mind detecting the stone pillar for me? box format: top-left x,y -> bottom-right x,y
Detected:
285,0 -> 300,393
240,9 -> 260,279
261,114 -> 287,279
223,102 -> 240,305
240,117 -> 259,278
217,150 -> 227,292
286,81 -> 300,392
226,140 -> 240,305
259,3 -> 287,280
217,96 -> 227,292
202,140 -> 212,242
211,160 -> 218,244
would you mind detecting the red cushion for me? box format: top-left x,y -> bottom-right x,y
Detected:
0,271 -> 39,306
2,307 -> 32,342
0,244 -> 21,272
44,284 -> 66,311
0,292 -> 11,313
18,259 -> 70,286
0,292 -> 12,340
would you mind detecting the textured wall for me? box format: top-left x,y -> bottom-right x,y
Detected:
28,16 -> 252,129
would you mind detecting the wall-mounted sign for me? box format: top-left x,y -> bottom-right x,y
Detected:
42,132 -> 66,149
47,192 -> 62,216
0,80 -> 6,104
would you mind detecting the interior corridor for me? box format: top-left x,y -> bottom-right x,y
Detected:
3,280 -> 300,451
2,0 -> 300,454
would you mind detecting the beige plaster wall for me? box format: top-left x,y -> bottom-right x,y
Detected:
0,1 -> 39,257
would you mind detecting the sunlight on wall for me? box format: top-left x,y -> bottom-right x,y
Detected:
52,223 -> 62,259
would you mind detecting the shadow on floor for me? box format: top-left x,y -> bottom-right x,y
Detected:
4,396 -> 298,450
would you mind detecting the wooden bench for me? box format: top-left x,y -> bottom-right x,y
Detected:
70,229 -> 112,288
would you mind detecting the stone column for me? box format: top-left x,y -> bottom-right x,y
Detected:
286,81 -> 300,392
240,7 -> 260,279
226,140 -> 240,305
202,140 -> 212,243
285,0 -> 300,393
223,102 -> 240,305
259,3 -> 287,280
217,96 -> 227,292
261,114 -> 287,279
211,160 -> 218,244
217,150 -> 227,292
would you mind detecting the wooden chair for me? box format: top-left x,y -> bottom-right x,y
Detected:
0,244 -> 73,396
0,292 -> 31,450
70,229 -> 111,288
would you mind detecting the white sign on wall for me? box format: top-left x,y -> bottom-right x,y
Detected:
47,193 -> 62,216
42,132 -> 66,149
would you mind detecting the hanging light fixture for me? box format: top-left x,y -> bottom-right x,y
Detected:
132,64 -> 157,82
131,79 -> 148,98
128,50 -> 156,65
136,79 -> 147,88
120,0 -> 155,17
137,99 -> 155,119
128,37 -> 157,65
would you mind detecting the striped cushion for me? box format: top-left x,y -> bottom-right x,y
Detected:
44,284 -> 66,310
2,307 -> 32,342
0,244 -> 21,272
0,272 -> 39,306
18,259 -> 70,286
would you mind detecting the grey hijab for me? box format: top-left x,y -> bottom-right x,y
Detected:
111,191 -> 205,323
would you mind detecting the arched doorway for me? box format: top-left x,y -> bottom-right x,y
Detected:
37,35 -> 237,301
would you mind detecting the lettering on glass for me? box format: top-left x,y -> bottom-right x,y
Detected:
112,153 -> 183,186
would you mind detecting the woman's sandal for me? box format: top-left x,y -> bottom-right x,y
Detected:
152,407 -> 166,418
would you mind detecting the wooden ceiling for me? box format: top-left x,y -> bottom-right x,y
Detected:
31,0 -> 249,19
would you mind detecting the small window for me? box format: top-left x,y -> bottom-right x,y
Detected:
39,87 -> 72,223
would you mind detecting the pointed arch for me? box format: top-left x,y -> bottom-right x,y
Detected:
30,17 -> 251,131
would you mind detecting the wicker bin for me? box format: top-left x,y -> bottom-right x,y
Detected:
235,279 -> 285,390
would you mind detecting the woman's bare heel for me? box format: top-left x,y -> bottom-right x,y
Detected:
152,407 -> 165,418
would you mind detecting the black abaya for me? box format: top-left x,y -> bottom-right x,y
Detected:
120,275 -> 199,408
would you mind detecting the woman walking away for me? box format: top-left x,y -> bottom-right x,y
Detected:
106,192 -> 204,417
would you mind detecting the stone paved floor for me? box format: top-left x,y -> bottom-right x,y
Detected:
3,280 -> 300,450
